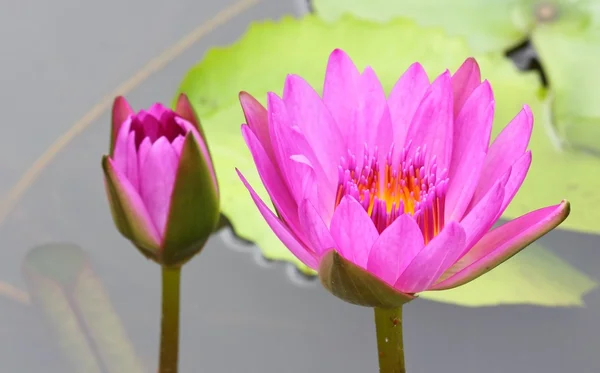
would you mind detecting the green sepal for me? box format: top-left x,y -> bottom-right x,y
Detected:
318,250 -> 416,308
161,132 -> 220,267
175,94 -> 209,147
101,156 -> 161,260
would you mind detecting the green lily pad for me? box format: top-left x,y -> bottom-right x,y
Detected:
531,12 -> 600,154
313,0 -> 534,52
311,0 -> 590,53
175,15 -> 596,306
312,0 -> 600,235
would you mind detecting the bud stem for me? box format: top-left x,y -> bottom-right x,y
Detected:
159,266 -> 181,373
374,307 -> 406,373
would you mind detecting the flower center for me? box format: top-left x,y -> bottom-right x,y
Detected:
334,144 -> 448,242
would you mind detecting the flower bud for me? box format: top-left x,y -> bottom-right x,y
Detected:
102,94 -> 220,267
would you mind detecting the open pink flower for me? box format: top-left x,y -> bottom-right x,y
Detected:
102,94 -> 220,267
237,49 -> 569,307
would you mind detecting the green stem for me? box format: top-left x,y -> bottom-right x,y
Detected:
158,266 -> 181,373
374,307 -> 406,373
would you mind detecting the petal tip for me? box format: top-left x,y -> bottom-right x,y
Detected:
457,57 -> 481,75
110,96 -> 134,153
522,104 -> 534,119
176,92 -> 190,105
409,61 -> 426,70
327,48 -> 356,70
481,79 -> 492,92
464,56 -> 479,65
238,90 -> 254,106
330,48 -> 348,57
174,95 -> 205,138
235,167 -> 245,181
112,96 -> 133,114
558,199 -> 571,219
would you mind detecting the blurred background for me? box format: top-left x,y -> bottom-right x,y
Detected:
1,0 -> 600,372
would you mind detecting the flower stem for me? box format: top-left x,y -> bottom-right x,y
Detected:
374,307 -> 406,373
158,266 -> 181,373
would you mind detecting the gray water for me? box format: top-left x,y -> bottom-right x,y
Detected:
1,0 -> 599,372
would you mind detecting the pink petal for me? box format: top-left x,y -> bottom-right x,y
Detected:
388,63 -> 430,151
469,105 -> 533,209
446,81 -> 494,220
105,158 -> 161,245
267,92 -> 308,197
161,113 -> 184,142
137,137 -> 152,173
111,96 -> 134,154
124,131 -> 140,191
329,196 -> 379,269
267,92 -> 332,214
450,81 -> 494,165
445,151 -> 486,222
359,67 -> 394,161
459,173 -> 507,251
112,117 -> 133,174
366,214 -> 424,286
148,102 -> 169,120
171,135 -> 185,158
405,70 -> 454,172
394,222 -> 466,293
451,57 -> 482,117
139,137 -> 179,237
241,125 -> 302,238
496,150 -> 532,220
239,91 -> 275,163
322,49 -> 361,155
298,199 -> 335,258
283,74 -> 344,188
176,117 -> 218,194
237,169 -> 319,269
135,112 -> 161,141
432,201 -> 570,290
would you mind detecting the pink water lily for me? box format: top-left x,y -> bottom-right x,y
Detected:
102,94 -> 220,267
237,49 -> 569,306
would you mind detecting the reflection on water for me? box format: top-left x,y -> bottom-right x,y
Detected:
23,243 -> 145,373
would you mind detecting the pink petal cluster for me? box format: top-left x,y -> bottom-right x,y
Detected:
237,49 -> 569,294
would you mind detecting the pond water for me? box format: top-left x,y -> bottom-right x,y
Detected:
1,0 -> 599,372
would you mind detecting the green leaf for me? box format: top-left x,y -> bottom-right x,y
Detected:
162,132 -> 220,267
312,0 -> 600,235
175,15 -> 596,305
23,243 -> 146,373
532,12 -> 600,154
312,0 -> 591,53
422,242 -> 597,307
313,0 -> 534,52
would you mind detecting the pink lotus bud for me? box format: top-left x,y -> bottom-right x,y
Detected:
102,94 -> 220,267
